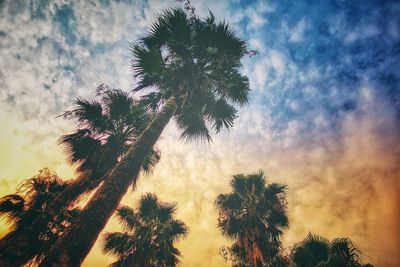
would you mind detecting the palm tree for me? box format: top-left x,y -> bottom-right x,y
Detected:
50,84 -> 160,213
291,233 -> 374,267
0,86 -> 160,266
215,170 -> 289,267
40,7 -> 250,266
291,234 -> 330,267
0,168 -> 79,266
101,193 -> 188,266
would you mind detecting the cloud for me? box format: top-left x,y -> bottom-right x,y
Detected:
0,0 -> 399,266
289,19 -> 306,42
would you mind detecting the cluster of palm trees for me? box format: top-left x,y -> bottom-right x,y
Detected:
0,168 -> 374,266
0,5 -> 374,267
215,171 -> 373,267
2,6 -> 250,266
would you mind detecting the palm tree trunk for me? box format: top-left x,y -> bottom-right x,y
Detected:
47,171 -> 105,215
0,229 -> 42,266
0,231 -> 25,266
39,96 -> 177,266
253,234 -> 257,267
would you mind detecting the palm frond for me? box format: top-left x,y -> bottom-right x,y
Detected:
103,89 -> 134,120
176,111 -> 211,142
116,206 -> 137,231
138,193 -> 159,218
70,98 -> 107,131
223,71 -> 250,106
138,92 -> 163,112
214,21 -> 247,57
268,208 -> 289,230
131,45 -> 164,90
158,202 -> 177,222
206,98 -> 237,132
230,174 -> 247,195
215,193 -> 241,211
140,148 -> 161,174
0,194 -> 24,223
169,219 -> 189,241
330,237 -> 361,263
58,129 -> 101,168
101,232 -> 133,257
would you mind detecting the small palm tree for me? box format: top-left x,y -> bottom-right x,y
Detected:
0,168 -> 79,266
40,7 -> 250,266
291,233 -> 374,267
216,170 -> 289,267
101,193 -> 188,266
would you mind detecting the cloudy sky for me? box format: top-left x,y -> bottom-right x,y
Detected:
0,0 -> 399,266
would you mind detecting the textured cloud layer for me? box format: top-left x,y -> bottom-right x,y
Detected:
0,0 -> 399,266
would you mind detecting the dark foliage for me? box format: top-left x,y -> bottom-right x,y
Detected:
102,193 -> 188,266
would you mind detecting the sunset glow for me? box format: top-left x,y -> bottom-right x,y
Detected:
0,1 -> 399,266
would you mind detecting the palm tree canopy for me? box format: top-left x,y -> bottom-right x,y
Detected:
216,170 -> 288,266
291,233 -> 374,267
291,233 -> 330,267
60,84 -> 160,176
216,170 -> 288,240
132,8 -> 250,141
0,168 -> 79,265
102,193 -> 188,267
0,168 -> 77,230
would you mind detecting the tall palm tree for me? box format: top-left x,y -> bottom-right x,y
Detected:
0,168 -> 79,266
291,233 -> 374,267
215,170 -> 289,267
40,7 -> 250,266
0,86 -> 160,266
101,193 -> 188,266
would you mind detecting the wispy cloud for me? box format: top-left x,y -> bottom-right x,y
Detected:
0,0 -> 399,266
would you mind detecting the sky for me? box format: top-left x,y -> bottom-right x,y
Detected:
0,0 -> 399,266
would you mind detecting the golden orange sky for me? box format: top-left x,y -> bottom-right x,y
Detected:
1,85 -> 399,266
1,0 -> 400,266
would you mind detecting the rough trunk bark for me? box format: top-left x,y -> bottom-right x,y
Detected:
39,97 -> 177,267
253,235 -> 257,267
0,231 -> 29,266
48,171 -> 104,215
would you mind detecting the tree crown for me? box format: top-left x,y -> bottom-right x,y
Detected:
132,8 -> 250,141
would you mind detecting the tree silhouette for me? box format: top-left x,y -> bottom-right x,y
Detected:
0,86 -> 159,266
216,170 -> 289,267
40,7 -> 250,266
291,233 -> 374,267
102,193 -> 188,266
0,168 -> 79,266
53,85 -> 160,212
